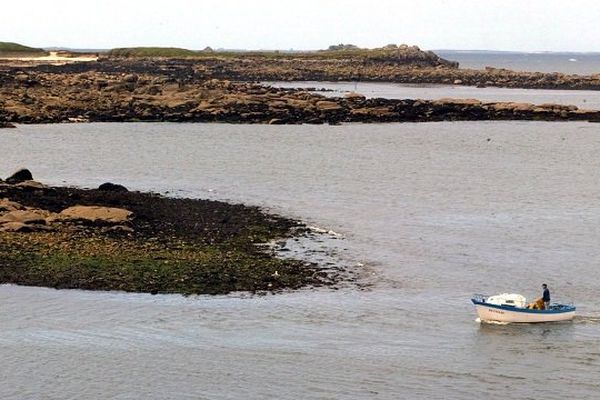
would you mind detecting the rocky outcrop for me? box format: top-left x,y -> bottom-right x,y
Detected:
1,60 -> 599,126
0,198 -> 25,212
6,169 -> 33,184
0,209 -> 51,225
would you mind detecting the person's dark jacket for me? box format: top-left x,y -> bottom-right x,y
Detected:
543,288 -> 551,302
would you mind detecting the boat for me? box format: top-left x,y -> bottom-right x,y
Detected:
471,293 -> 575,323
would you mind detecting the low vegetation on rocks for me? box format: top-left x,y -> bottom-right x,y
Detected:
0,169 -> 333,295
0,42 -> 49,58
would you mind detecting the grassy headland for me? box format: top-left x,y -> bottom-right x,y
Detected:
0,42 -> 49,58
106,44 -> 458,67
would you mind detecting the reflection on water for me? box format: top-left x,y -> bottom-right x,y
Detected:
2,122 -> 600,399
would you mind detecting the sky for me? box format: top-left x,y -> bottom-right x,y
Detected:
2,0 -> 600,52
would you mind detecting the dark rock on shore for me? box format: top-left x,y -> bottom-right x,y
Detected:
98,182 -> 129,192
6,168 -> 33,184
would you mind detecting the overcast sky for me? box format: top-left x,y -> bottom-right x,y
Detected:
2,0 -> 599,52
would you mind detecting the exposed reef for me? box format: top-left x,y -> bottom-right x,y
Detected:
1,60 -> 599,127
0,170 -> 338,295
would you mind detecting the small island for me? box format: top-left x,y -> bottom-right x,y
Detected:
0,169 -> 334,295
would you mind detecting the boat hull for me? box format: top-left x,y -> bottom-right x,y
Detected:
474,303 -> 575,323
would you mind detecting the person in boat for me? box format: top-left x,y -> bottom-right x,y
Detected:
542,284 -> 551,310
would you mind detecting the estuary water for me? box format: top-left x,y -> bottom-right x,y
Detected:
266,81 -> 600,110
2,121 -> 600,399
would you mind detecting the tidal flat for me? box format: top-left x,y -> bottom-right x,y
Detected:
0,174 -> 335,295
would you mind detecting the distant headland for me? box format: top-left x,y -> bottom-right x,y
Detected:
1,41 -> 600,128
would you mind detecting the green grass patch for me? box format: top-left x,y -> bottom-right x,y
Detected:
0,42 -> 48,56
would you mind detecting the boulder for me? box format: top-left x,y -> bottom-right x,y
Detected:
123,74 -> 139,83
98,182 -> 129,192
344,92 -> 366,101
315,101 -> 343,112
0,198 -> 25,212
491,102 -> 535,112
59,205 -> 133,224
6,169 -> 33,184
15,180 -> 46,190
1,222 -> 32,232
0,209 -> 51,225
433,98 -> 482,106
0,222 -> 52,232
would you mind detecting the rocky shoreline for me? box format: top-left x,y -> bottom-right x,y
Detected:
0,169 -> 337,295
1,59 -> 600,126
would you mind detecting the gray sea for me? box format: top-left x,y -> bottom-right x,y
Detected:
2,120 -> 600,399
265,82 -> 600,111
436,51 -> 600,75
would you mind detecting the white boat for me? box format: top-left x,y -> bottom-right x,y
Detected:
472,293 -> 575,323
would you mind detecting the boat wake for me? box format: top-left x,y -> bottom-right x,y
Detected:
573,315 -> 600,324
475,318 -> 510,325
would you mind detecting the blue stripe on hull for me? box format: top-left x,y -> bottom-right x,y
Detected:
471,299 -> 575,314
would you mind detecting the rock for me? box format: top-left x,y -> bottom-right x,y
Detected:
0,209 -> 51,225
106,225 -> 135,233
98,182 -> 129,192
433,98 -> 482,106
147,85 -> 161,95
453,79 -> 463,85
59,205 -> 133,224
6,169 -> 33,184
123,74 -> 139,83
0,222 -> 49,232
0,198 -> 25,212
0,121 -> 16,128
344,92 -> 366,100
315,101 -> 343,112
15,180 -> 46,190
0,221 -> 52,232
491,102 -> 535,112
268,118 -> 285,125
15,73 -> 29,83
96,79 -> 109,89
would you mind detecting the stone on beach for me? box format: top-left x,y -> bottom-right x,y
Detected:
6,168 -> 33,184
0,198 -> 25,212
98,182 -> 129,192
15,180 -> 47,190
0,209 -> 52,225
58,205 -> 133,224
0,221 -> 51,232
